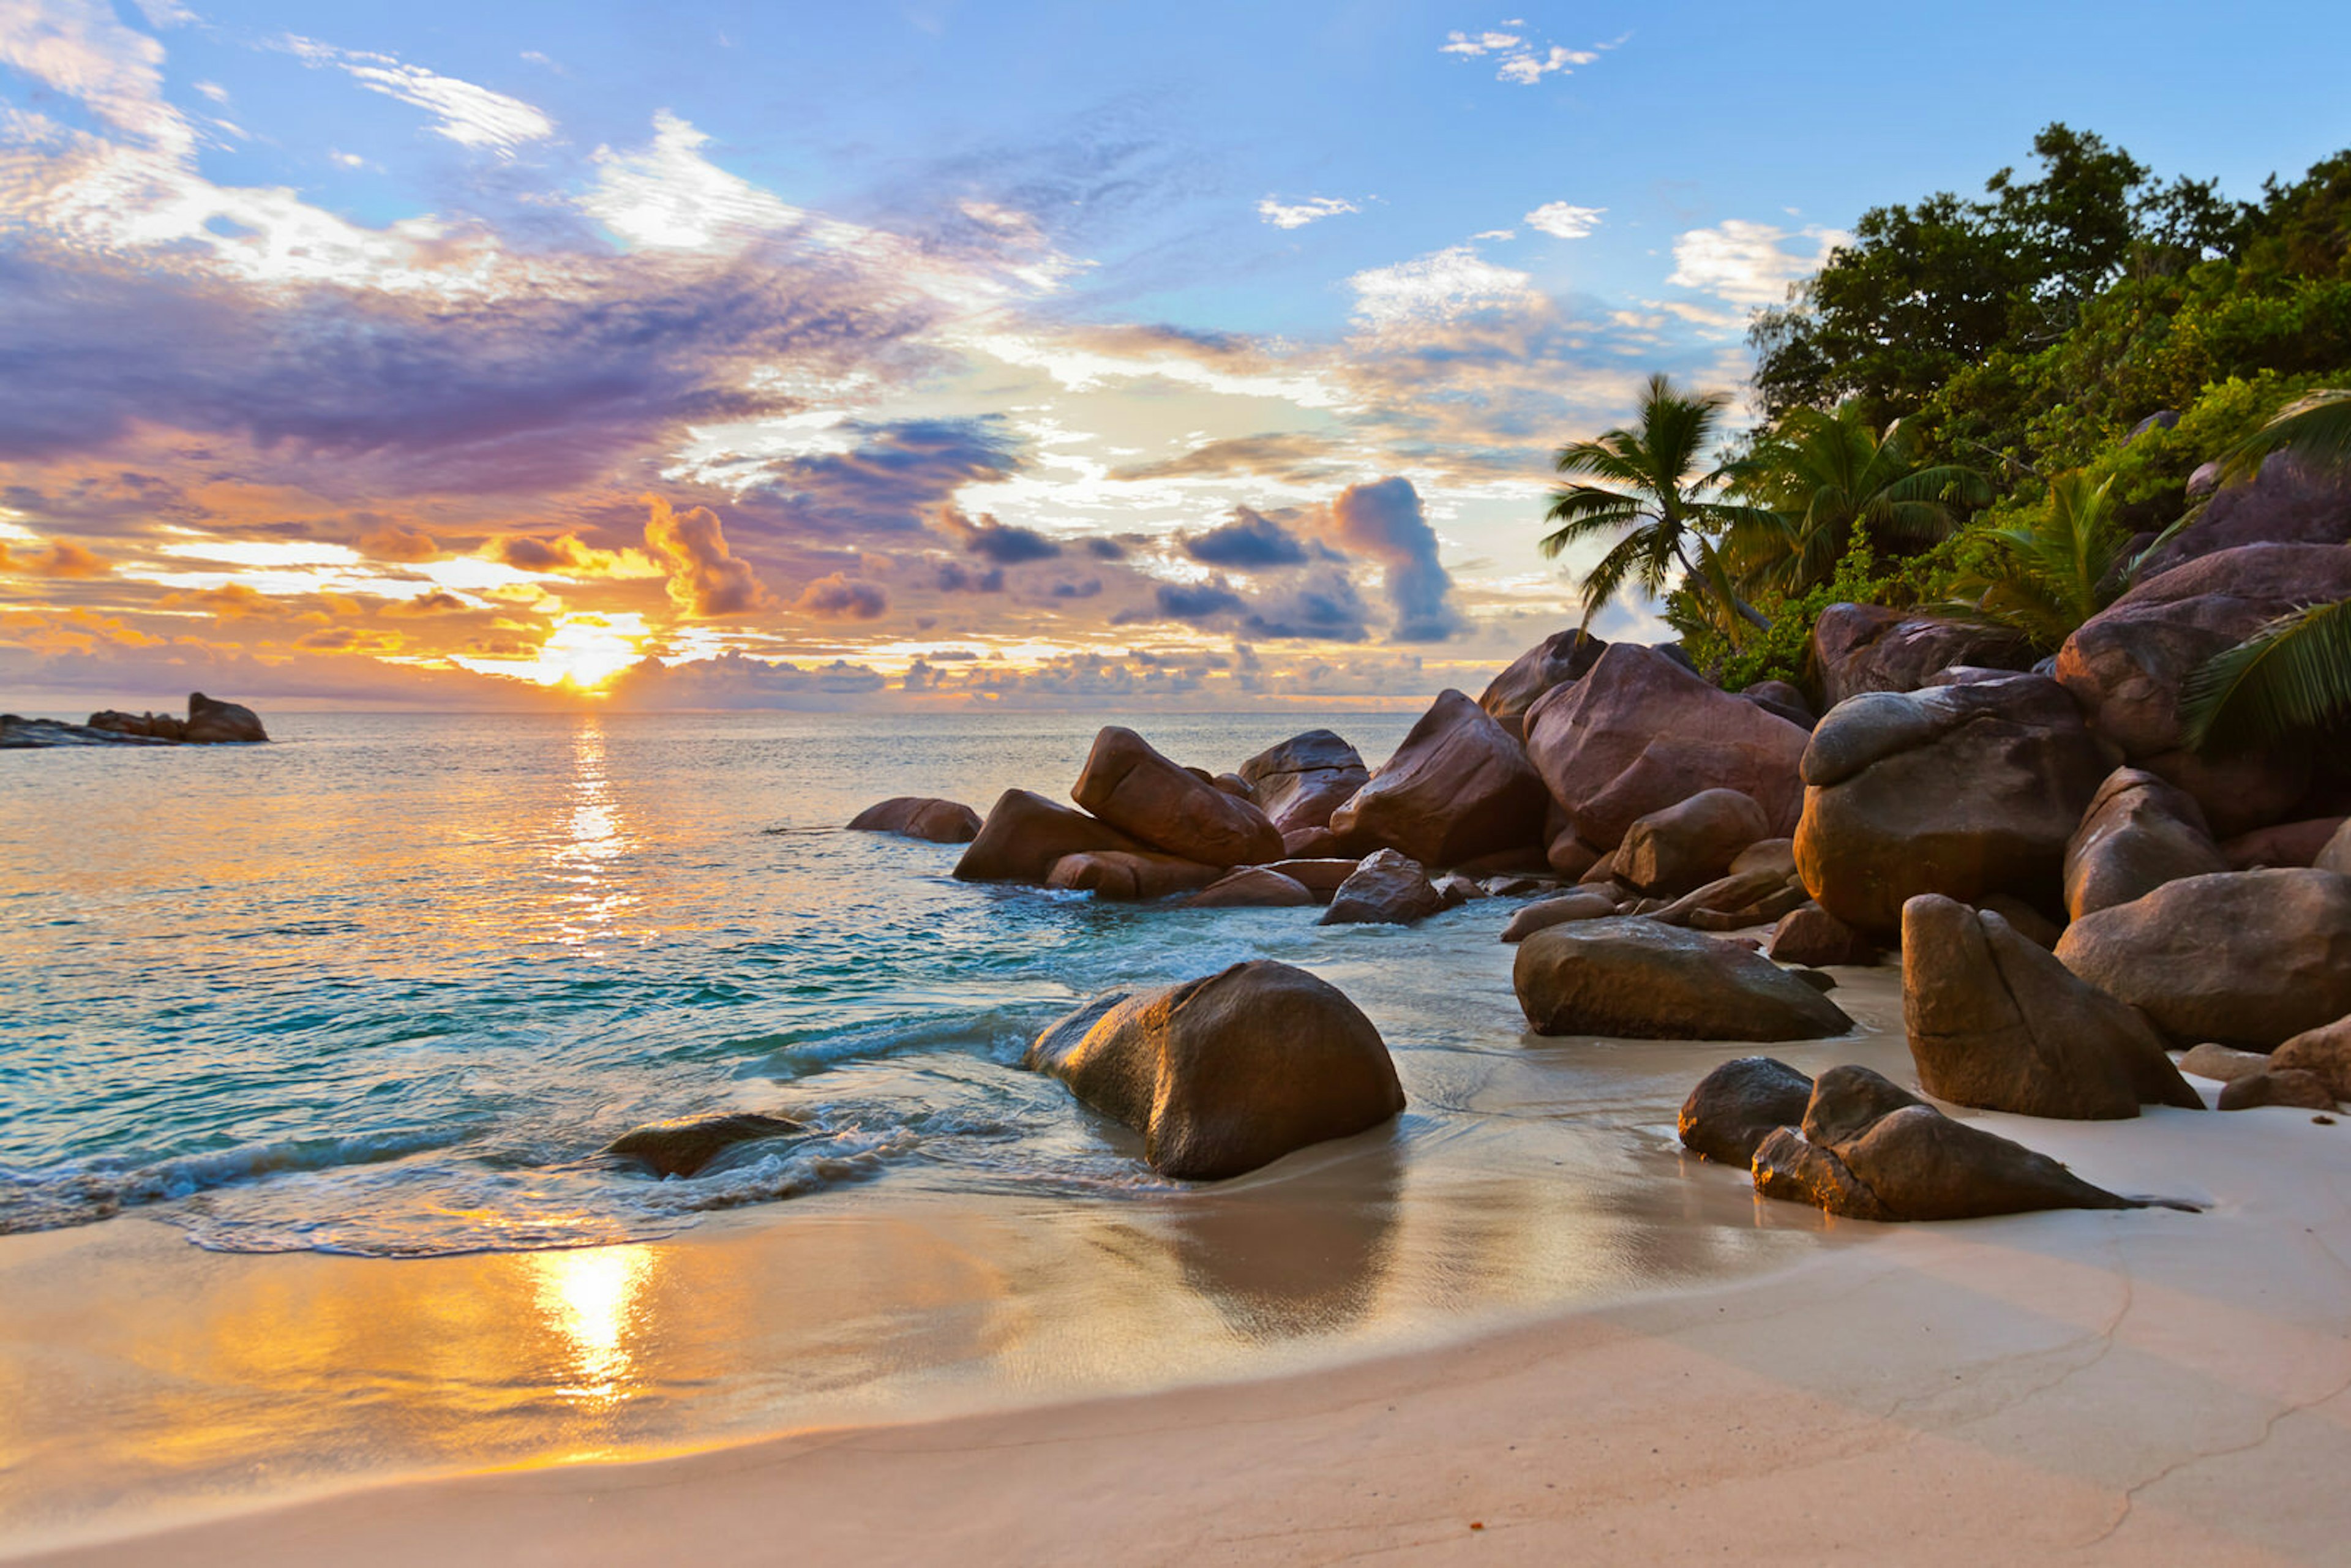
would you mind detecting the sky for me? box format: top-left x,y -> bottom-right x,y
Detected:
2,0 -> 2346,713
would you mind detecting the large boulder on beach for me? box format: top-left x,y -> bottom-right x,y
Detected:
1327,691 -> 1548,866
2055,544 -> 2351,835
183,692 -> 268,744
1793,672 -> 2107,935
1026,960 -> 1405,1179
954,789 -> 1147,883
1478,629 -> 1607,738
847,797 -> 983,843
1617,789 -> 1771,896
1048,850 -> 1223,900
1236,730 -> 1369,837
1678,1056 -> 1815,1166
1748,1064 -> 2148,1221
1513,918 -> 1852,1040
1525,643 -> 1809,850
604,1112 -> 806,1178
2054,868 -> 2351,1047
1319,849 -> 1447,926
1185,868 -> 1316,908
1499,890 -> 1619,943
2063,768 -> 2225,920
1901,895 -> 2200,1119
1812,604 -> 2034,708
1073,727 -> 1284,868
2272,1016 -> 2351,1102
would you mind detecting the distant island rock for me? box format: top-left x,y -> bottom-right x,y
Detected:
1,692 -> 269,748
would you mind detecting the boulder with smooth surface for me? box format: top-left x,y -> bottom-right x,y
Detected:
2272,1015 -> 2351,1101
1026,960 -> 1405,1179
2219,1070 -> 2336,1111
2223,817 -> 2348,870
1678,1056 -> 1814,1166
1812,604 -> 2033,708
1793,672 -> 2109,934
1768,904 -> 1878,967
1327,691 -> 1549,866
1901,895 -> 2200,1119
1513,918 -> 1853,1040
1525,643 -> 1809,850
1319,849 -> 1448,926
1184,868 -> 1318,908
1048,850 -> 1223,901
954,789 -> 1147,883
1074,727 -> 1284,868
2055,869 -> 2351,1047
1477,629 -> 1607,737
183,692 -> 269,744
605,1112 -> 807,1178
1617,788 -> 1771,896
848,796 -> 984,843
1237,730 -> 1369,837
1499,890 -> 1619,943
2062,768 -> 2225,920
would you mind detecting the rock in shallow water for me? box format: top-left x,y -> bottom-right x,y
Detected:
1327,690 -> 1549,867
1024,959 -> 1405,1179
1185,868 -> 1316,907
1320,849 -> 1447,926
847,796 -> 983,842
1512,918 -> 1853,1040
1678,1056 -> 1815,1166
604,1112 -> 808,1178
954,789 -> 1146,883
1073,727 -> 1284,868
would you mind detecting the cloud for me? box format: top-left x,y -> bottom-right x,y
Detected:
1325,477 -> 1463,641
1667,220 -> 1848,307
604,650 -> 889,710
358,523 -> 440,562
933,561 -> 1005,593
1109,432 -> 1342,483
380,590 -> 472,617
933,503 -> 1061,563
0,0 -> 194,156
1257,195 -> 1358,230
1235,566 -> 1371,642
642,496 -> 770,617
1180,507 -> 1311,568
1439,28 -> 1597,84
1525,202 -> 1604,239
1348,245 -> 1537,329
585,110 -> 800,251
1,537 -> 113,577
793,572 -> 888,620
285,36 -> 555,154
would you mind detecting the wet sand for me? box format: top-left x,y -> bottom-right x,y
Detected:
9,952 -> 2351,1563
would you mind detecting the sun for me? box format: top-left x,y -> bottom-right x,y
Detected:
527,613 -> 647,691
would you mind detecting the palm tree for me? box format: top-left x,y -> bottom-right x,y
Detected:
1540,373 -> 1777,633
1723,402 -> 1992,597
1951,470 -> 2177,650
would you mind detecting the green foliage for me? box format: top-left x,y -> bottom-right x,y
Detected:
1673,532 -> 1966,695
2221,388 -> 2351,480
2180,598 -> 2351,751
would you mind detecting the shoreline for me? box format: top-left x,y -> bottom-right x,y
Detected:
10,1064 -> 2349,1564
15,1080 -> 2349,1565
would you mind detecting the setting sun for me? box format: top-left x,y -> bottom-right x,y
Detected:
447,612 -> 648,692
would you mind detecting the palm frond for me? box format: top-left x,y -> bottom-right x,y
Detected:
2180,597 -> 2351,752
2219,389 -> 2351,483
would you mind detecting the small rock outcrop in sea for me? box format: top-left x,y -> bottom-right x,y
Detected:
1046,850 -> 1223,900
1677,1056 -> 1815,1166
1185,868 -> 1318,907
1616,788 -> 1772,896
2,692 -> 269,748
2061,768 -> 2226,920
2054,869 -> 2351,1048
1236,730 -> 1369,839
1901,894 -> 2201,1119
1072,726 -> 1284,868
1793,671 -> 2107,936
1025,959 -> 1405,1179
2055,543 -> 2351,837
847,797 -> 983,843
1810,603 -> 2033,709
1734,1064 -> 2161,1221
1526,642 -> 1809,853
1319,849 -> 1447,926
1512,918 -> 1853,1040
1477,628 -> 1607,739
604,1112 -> 807,1177
1326,689 -> 1549,867
953,789 -> 1146,883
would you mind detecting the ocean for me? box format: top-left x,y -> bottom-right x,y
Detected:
0,710 -> 1884,1537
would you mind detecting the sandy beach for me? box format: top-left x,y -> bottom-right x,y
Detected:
10,953 -> 2348,1566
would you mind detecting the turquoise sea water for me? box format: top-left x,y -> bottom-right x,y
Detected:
1,710 -> 1450,1255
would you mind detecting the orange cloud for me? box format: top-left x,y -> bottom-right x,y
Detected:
381,590 -> 473,617
0,607 -> 166,655
3,539 -> 114,579
642,495 -> 770,617
487,532 -> 661,577
159,583 -> 279,620
360,524 -> 442,562
794,572 -> 888,620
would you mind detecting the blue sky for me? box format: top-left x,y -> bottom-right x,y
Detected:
2,0 -> 2345,708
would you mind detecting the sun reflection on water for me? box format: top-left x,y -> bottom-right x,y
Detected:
525,1245 -> 653,1407
552,719 -> 638,949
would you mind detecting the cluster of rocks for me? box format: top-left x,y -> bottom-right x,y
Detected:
1,692 -> 269,748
